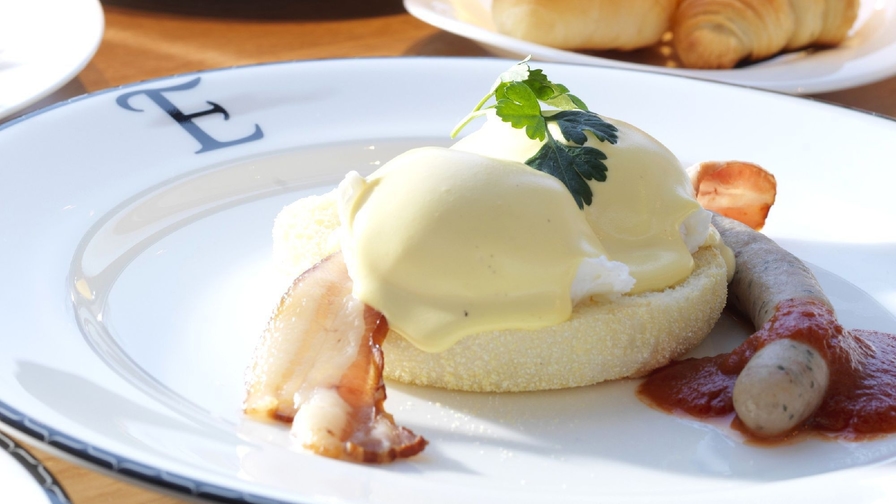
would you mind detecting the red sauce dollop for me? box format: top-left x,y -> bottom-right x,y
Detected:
638,299 -> 896,441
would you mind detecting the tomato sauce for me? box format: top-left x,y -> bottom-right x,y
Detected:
638,299 -> 896,441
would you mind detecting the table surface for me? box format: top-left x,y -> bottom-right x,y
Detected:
7,0 -> 896,502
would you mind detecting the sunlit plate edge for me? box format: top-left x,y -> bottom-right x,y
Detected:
0,56 -> 895,504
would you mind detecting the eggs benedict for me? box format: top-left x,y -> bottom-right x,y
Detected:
266,60 -> 730,392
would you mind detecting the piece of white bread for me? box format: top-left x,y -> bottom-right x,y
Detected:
272,190 -> 728,392
492,0 -> 679,51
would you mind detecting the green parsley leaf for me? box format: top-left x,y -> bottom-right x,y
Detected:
550,110 -> 618,146
451,57 -> 618,208
524,70 -> 588,111
494,81 -> 546,141
518,69 -> 556,101
543,92 -> 588,111
527,137 -> 610,209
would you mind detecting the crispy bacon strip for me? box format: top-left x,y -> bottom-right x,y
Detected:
244,252 -> 426,463
688,160 -> 777,230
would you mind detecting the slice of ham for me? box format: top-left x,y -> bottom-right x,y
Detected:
244,252 -> 426,463
688,160 -> 777,230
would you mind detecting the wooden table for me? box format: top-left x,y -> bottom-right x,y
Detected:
9,0 -> 896,502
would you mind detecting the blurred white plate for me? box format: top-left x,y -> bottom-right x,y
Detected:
0,57 -> 895,504
0,0 -> 104,120
405,0 -> 896,94
0,432 -> 70,504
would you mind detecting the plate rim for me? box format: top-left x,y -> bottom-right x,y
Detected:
0,402 -> 266,504
0,430 -> 71,504
4,55 -> 895,138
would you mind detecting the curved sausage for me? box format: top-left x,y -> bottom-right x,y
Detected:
713,214 -> 832,329
713,214 -> 832,437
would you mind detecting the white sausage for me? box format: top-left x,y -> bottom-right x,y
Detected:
732,338 -> 830,437
713,214 -> 833,437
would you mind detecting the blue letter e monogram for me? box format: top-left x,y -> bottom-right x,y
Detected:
116,77 -> 264,154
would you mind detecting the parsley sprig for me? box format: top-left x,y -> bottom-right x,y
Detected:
451,58 -> 618,209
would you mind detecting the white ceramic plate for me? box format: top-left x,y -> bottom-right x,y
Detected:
0,0 -> 104,120
0,432 -> 70,504
1,57 -> 895,504
405,0 -> 896,94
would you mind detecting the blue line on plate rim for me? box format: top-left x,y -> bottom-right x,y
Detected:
0,429 -> 72,504
0,56 -> 894,504
0,402 -> 284,504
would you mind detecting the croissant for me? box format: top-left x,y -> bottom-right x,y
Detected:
673,0 -> 859,69
492,0 -> 679,51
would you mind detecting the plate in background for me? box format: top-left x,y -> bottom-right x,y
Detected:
0,0 -> 104,120
405,0 -> 896,94
0,432 -> 70,504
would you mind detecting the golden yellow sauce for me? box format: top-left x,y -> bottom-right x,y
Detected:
454,113 -> 706,293
338,113 -> 715,352
338,147 -> 618,352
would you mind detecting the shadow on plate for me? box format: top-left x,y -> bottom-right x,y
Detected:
403,31 -> 492,58
385,254 -> 896,483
